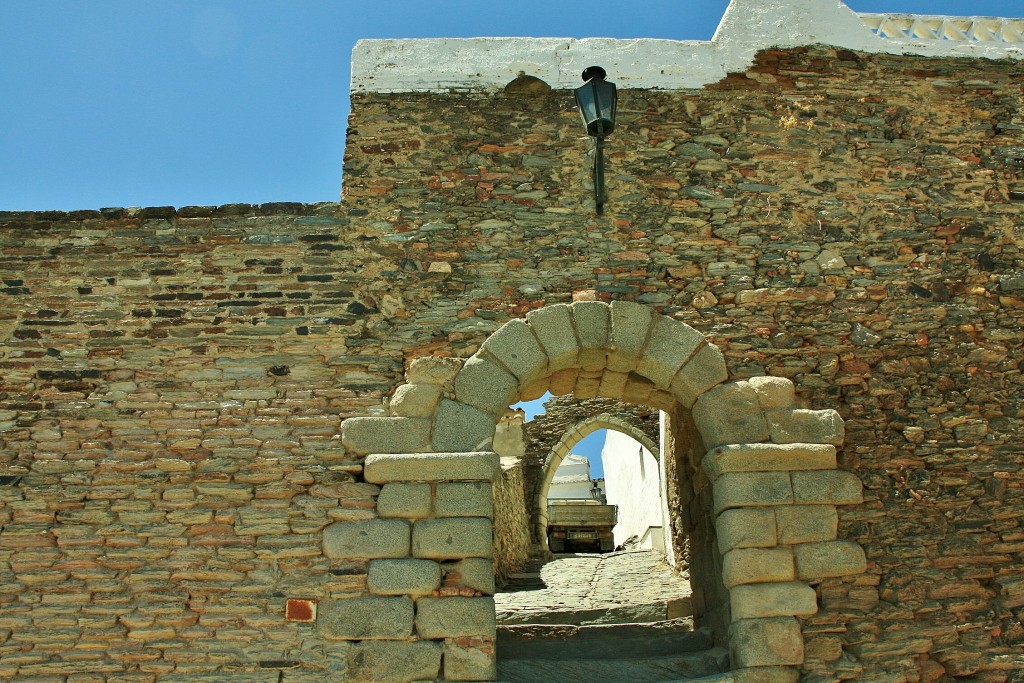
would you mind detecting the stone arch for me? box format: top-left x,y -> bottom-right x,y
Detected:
340,300 -> 868,679
534,413 -> 660,551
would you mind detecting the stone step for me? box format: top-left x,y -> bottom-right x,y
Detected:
498,618 -> 713,660
497,596 -> 692,625
496,647 -> 730,683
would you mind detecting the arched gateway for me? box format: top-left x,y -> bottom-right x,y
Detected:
335,301 -> 867,682
534,412 -> 660,553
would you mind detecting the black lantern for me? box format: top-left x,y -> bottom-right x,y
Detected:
574,66 -> 617,214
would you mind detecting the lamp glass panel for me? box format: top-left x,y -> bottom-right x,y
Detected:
575,83 -> 599,127
595,80 -> 617,130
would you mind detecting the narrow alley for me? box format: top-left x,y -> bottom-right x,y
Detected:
495,550 -> 729,682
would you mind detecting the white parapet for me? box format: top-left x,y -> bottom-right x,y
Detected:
351,0 -> 1024,93
860,14 -> 1024,43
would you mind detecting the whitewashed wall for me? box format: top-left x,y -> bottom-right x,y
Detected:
548,453 -> 597,500
602,430 -> 665,549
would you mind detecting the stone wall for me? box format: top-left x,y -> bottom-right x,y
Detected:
491,459 -> 531,585
0,43 -> 1022,681
322,452 -> 499,682
340,44 -> 1024,680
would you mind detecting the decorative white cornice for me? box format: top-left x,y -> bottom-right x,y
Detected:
351,0 -> 1023,93
860,14 -> 1024,44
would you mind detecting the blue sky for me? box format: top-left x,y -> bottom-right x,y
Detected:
1,0 -> 1020,211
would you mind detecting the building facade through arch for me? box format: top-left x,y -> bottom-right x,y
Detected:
535,412 -> 661,552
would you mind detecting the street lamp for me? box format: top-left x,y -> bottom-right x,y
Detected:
574,66 -> 617,215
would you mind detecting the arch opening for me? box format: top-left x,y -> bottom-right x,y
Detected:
534,414 -> 664,556
345,300 -> 864,679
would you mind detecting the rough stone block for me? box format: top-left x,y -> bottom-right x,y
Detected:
318,597 -> 413,639
573,373 -> 600,398
347,641 -> 442,683
390,383 -> 443,418
731,582 -> 818,620
635,316 -> 703,389
445,558 -> 496,596
377,483 -> 432,519
433,400 -> 497,453
804,635 -> 844,662
323,519 -> 410,559
597,370 -> 629,399
548,367 -> 579,395
415,597 -> 496,639
731,666 -> 801,683
716,508 -> 778,553
454,355 -> 519,416
526,304 -> 580,372
519,376 -> 549,401
162,675 -> 279,683
607,300 -> 654,372
747,376 -> 796,410
722,548 -> 795,589
693,381 -> 770,451
774,505 -> 838,545
368,559 -> 442,597
791,470 -> 863,505
365,452 -> 499,484
713,472 -> 793,514
729,617 -> 804,668
571,301 -> 610,371
479,319 -> 548,383
647,389 -> 675,411
703,443 -> 837,480
413,518 -> 493,559
767,409 -> 845,446
794,540 -> 867,579
443,636 -> 496,682
621,374 -> 655,405
407,356 -> 463,386
669,342 -> 729,408
341,417 -> 431,456
435,482 -> 493,518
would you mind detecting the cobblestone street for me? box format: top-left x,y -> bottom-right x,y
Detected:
495,550 -> 694,625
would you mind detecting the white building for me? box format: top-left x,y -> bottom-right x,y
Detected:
601,430 -> 665,551
548,453 -> 605,502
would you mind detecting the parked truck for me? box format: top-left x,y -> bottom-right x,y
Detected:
546,499 -> 617,553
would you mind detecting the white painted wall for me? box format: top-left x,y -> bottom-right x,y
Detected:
601,430 -> 664,549
352,0 -> 1023,94
548,453 -> 599,500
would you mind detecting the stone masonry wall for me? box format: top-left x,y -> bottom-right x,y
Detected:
340,46 -> 1024,679
491,459 -> 531,586
0,45 -> 1021,681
